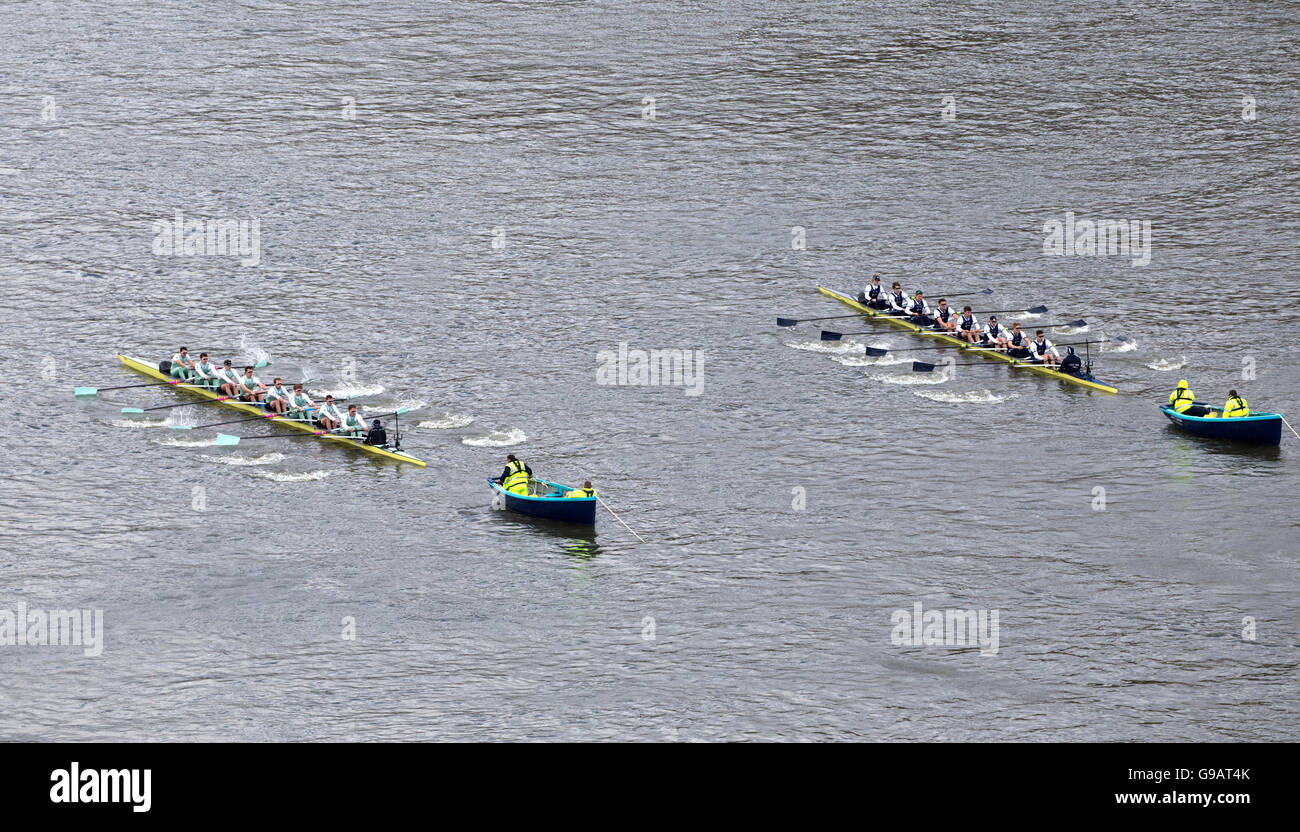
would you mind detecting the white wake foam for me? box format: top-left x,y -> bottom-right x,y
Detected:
914,389 -> 1018,404
252,469 -> 331,482
199,452 -> 287,466
1146,356 -> 1187,371
462,428 -> 527,447
419,413 -> 475,429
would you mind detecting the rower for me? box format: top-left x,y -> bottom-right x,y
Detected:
1027,330 -> 1060,366
565,480 -> 596,498
215,360 -> 242,398
858,273 -> 887,310
1167,380 -> 1195,414
980,316 -> 1010,352
1222,389 -> 1249,418
932,298 -> 958,333
263,377 -> 292,414
956,306 -> 980,343
236,366 -> 268,403
905,290 -> 932,326
339,404 -> 367,438
886,281 -> 909,316
496,454 -> 532,495
316,395 -> 343,431
1005,323 -> 1031,358
364,418 -> 388,446
192,352 -> 220,390
169,347 -> 197,382
287,383 -> 316,421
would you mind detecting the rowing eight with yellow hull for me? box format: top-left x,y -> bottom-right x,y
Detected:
116,354 -> 427,466
814,287 -> 1119,394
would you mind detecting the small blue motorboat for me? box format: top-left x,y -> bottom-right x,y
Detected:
487,478 -> 597,525
1159,403 -> 1283,446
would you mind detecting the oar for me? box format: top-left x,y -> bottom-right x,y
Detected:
976,306 -> 1049,315
169,410 -> 316,430
214,408 -> 409,445
74,359 -> 272,396
596,495 -> 646,543
862,338 -> 1104,357
75,379 -> 194,396
121,378 -> 323,413
777,312 -> 869,327
936,288 -> 994,298
820,319 -> 1086,341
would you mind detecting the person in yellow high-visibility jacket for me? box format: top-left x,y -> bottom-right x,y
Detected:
1221,390 -> 1249,418
496,454 -> 532,495
1167,379 -> 1195,414
565,481 -> 596,498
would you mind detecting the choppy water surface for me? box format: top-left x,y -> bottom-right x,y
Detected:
1,1 -> 1296,741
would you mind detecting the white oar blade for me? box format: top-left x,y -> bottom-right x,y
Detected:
215,433 -> 241,446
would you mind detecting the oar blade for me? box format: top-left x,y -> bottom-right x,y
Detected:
863,346 -> 887,357
74,387 -> 98,397
395,407 -> 408,415
120,407 -> 144,414
776,317 -> 798,327
167,425 -> 192,431
912,361 -> 938,372
820,330 -> 843,341
979,288 -> 993,295
215,433 -> 241,446
1026,305 -> 1048,314
1065,318 -> 1087,328
254,359 -> 270,369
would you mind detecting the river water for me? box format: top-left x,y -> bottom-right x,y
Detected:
1,0 -> 1296,741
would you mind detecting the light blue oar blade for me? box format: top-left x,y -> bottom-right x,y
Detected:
74,387 -> 98,396
215,434 -> 241,446
255,360 -> 269,368
167,425 -> 192,430
120,407 -> 144,414
395,407 -> 408,415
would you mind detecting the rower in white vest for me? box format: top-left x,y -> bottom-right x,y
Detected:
263,377 -> 293,414
169,347 -> 197,381
340,404 -> 368,438
931,299 -> 958,334
858,273 -> 887,310
905,290 -> 933,326
956,306 -> 980,343
191,352 -> 220,390
885,281 -> 909,315
215,360 -> 243,398
316,395 -> 343,431
1005,322 -> 1031,358
980,316 -> 1011,351
1027,330 -> 1061,367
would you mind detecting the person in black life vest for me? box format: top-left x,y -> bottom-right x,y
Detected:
1059,346 -> 1082,375
364,419 -> 387,446
496,453 -> 532,495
